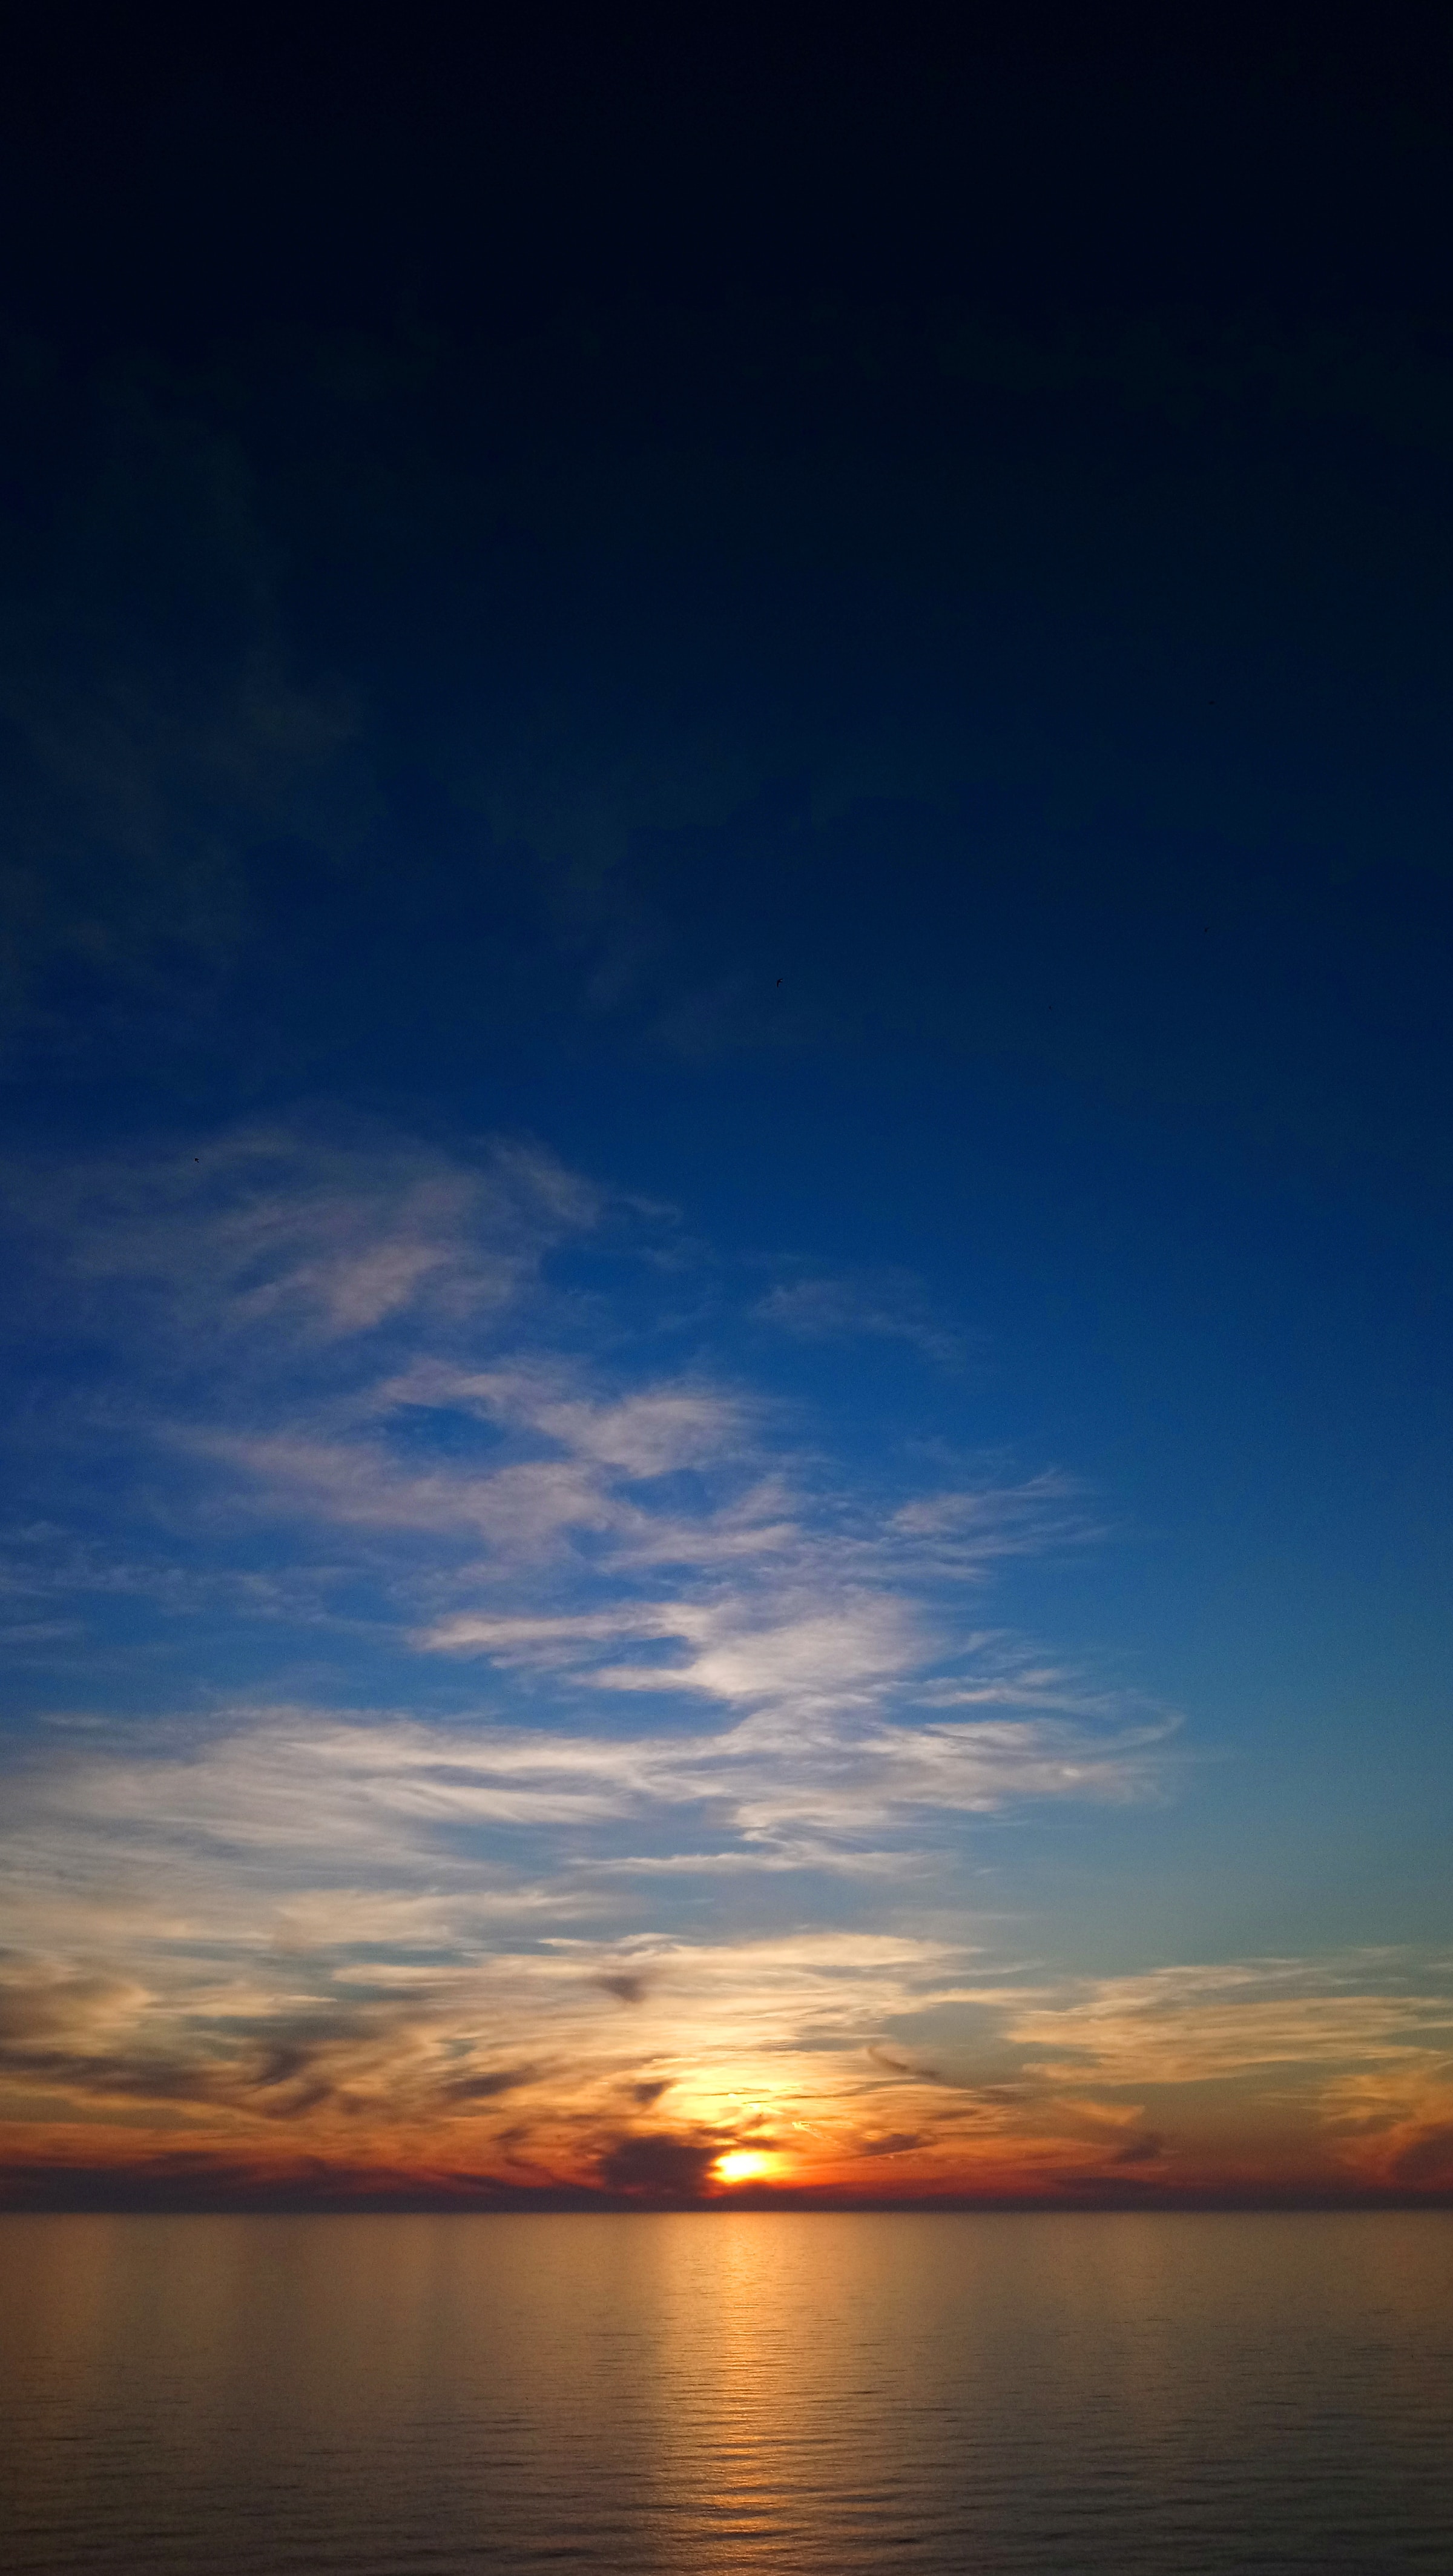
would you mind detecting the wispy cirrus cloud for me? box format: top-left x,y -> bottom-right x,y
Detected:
1,1123 -> 1107,1732
0,1696 -> 1170,1969
8,1125 -> 602,1352
754,1267 -> 967,1366
999,1957 -> 1453,2086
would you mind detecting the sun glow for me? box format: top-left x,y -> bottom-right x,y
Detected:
714,2148 -> 777,2184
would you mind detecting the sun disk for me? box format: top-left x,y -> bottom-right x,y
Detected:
714,2148 -> 776,2184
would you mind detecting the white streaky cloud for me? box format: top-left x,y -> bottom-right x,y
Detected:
530,1390 -> 745,1475
193,1423 -> 790,1569
375,1363 -> 750,1473
995,1959 -> 1453,2084
582,1840 -> 922,1877
199,1433 -> 625,1550
0,1700 -> 1171,1996
7,1126 -> 604,1353
885,1474 -> 1098,1572
754,1270 -> 965,1365
46,1723 -> 638,1849
417,1587 -> 1167,1763
595,1596 -> 928,1709
417,1607 -> 684,1659
6,1126 -> 1116,1760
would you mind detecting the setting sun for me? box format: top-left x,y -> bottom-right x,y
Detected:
714,2150 -> 777,2185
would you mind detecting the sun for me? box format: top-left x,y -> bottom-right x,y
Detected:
714,2148 -> 776,2184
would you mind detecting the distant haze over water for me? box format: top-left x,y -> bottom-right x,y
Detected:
3,2211 -> 1451,2573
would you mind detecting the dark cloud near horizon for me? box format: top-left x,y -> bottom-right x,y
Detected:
3,2149 -> 1445,2218
0,2153 -> 610,2216
0,1959 -> 546,2125
595,2131 -> 721,2199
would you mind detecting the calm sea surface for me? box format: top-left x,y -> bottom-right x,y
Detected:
2,2211 -> 1451,2573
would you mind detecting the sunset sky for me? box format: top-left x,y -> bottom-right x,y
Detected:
2,7 -> 1451,2207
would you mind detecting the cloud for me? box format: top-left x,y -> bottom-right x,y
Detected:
8,1126 -> 601,1354
594,1970 -> 653,2006
999,1960 -> 1453,2087
595,2131 -> 721,2197
2,1839 -> 1450,2196
1319,2060 -> 1453,2190
0,1703 -> 1165,1975
0,1863 -> 980,2168
2,1127 -> 1133,1838
2,1131 -> 1135,1854
755,1269 -> 966,1364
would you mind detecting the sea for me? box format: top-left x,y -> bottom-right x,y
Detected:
2,2211 -> 1451,2572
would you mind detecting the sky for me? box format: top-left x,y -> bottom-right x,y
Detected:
1,2 -> 1451,2208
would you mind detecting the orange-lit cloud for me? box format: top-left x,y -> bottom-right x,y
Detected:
2,1742 -> 1451,2206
